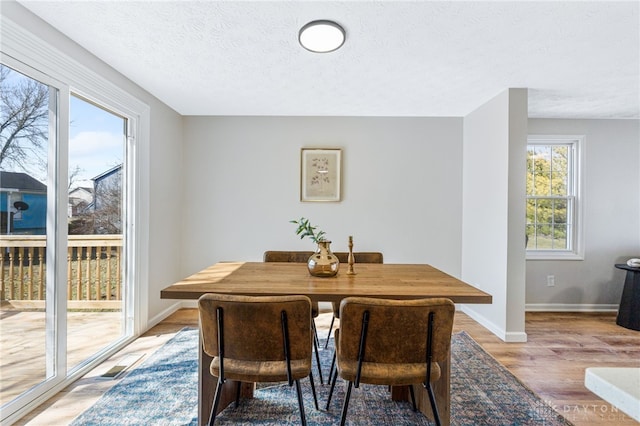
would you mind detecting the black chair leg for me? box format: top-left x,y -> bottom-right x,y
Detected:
234,381 -> 241,408
409,384 -> 417,411
209,380 -> 224,426
325,368 -> 338,410
312,319 -> 320,348
294,379 -> 307,426
308,372 -> 319,410
339,381 -> 353,426
324,315 -> 335,348
312,329 -> 324,384
328,349 -> 336,382
426,382 -> 441,426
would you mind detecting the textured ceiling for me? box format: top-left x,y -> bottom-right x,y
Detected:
15,1 -> 640,119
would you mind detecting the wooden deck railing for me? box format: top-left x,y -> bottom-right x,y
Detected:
0,235 -> 122,308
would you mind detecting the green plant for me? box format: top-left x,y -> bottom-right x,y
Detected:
290,217 -> 326,244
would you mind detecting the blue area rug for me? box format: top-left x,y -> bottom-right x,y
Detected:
71,328 -> 572,425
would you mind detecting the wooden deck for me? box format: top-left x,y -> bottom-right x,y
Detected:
10,309 -> 640,426
1,309 -> 122,405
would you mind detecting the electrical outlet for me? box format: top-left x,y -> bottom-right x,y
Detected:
547,275 -> 555,287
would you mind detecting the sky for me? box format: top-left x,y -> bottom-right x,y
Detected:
1,64 -> 124,189
69,96 -> 125,188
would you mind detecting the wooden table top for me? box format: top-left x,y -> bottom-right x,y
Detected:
161,262 -> 492,304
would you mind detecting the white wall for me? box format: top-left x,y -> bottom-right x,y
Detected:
526,119 -> 640,310
461,89 -> 528,342
180,116 -> 465,279
146,105 -> 184,323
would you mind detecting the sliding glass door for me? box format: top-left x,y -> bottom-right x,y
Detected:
1,61 -> 133,422
66,95 -> 127,372
0,62 -> 57,409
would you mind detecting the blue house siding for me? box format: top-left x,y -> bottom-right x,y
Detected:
1,172 -> 47,235
17,193 -> 46,234
0,192 -> 47,234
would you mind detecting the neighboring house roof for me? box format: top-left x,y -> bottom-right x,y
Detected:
92,164 -> 122,182
0,171 -> 47,192
72,186 -> 93,195
69,186 -> 94,203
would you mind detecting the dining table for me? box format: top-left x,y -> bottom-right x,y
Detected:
161,261 -> 492,426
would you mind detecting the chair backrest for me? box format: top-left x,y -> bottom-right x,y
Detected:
338,297 -> 454,365
263,251 -> 314,263
264,250 -> 383,264
334,252 -> 383,264
198,293 -> 312,362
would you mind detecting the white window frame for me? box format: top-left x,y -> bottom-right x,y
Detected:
526,135 -> 585,261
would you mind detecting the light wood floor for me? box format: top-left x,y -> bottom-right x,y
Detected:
14,309 -> 640,426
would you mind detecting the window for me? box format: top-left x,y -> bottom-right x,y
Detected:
526,136 -> 583,260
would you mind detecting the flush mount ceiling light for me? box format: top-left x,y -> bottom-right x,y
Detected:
299,20 -> 345,53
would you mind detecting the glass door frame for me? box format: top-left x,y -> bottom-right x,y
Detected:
0,54 -> 71,420
1,16 -> 149,420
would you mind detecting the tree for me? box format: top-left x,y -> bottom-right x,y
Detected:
526,145 -> 569,248
68,167 -> 122,235
0,65 -> 49,175
68,165 -> 84,190
93,170 -> 122,234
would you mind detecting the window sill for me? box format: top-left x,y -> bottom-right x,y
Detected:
526,251 -> 584,261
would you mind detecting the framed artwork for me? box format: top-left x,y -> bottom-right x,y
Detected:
300,148 -> 342,202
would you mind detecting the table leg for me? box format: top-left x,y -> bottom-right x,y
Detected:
198,333 -> 254,425
616,270 -> 640,331
391,353 -> 451,426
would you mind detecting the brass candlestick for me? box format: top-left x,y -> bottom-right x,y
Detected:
346,235 -> 356,275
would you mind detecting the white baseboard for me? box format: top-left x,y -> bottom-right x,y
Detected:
460,305 -> 528,342
460,304 -> 618,342
503,331 -> 528,342
525,303 -> 619,312
145,300 -> 200,335
147,302 -> 184,329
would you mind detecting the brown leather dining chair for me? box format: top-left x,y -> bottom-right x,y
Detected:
263,251 -> 315,263
325,296 -> 455,426
198,293 -> 318,426
263,250 -> 324,384
327,252 -> 383,347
